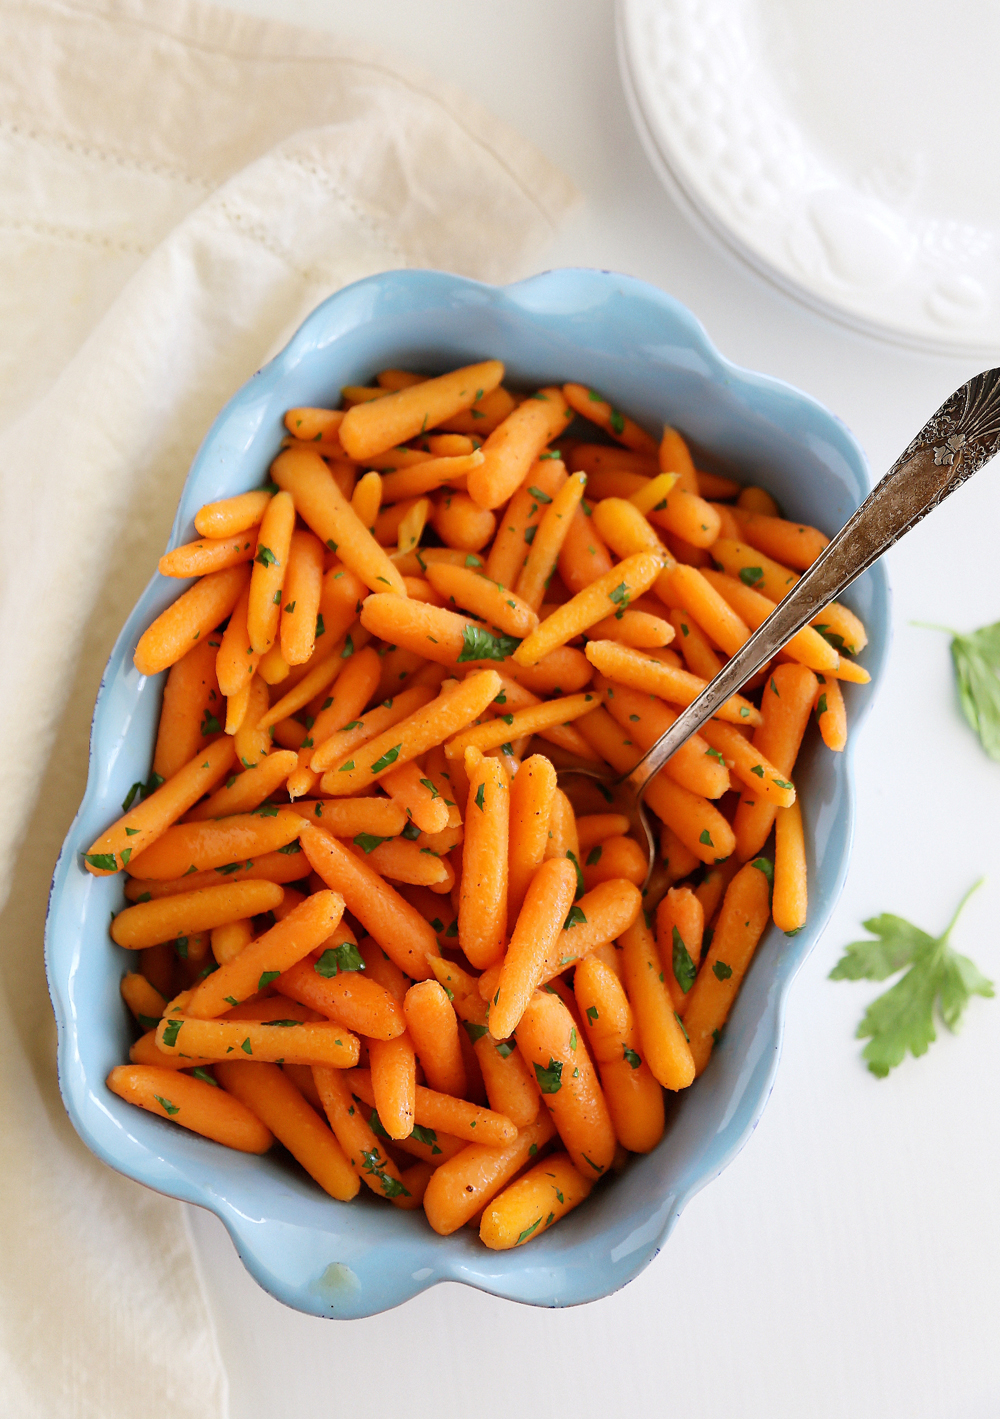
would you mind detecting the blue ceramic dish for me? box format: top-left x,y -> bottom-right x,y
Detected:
46,268 -> 889,1318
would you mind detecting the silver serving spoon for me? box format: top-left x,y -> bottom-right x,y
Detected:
558,367 -> 1000,885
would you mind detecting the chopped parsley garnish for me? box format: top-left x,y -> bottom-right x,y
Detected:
533,1058 -> 564,1094
672,926 -> 697,994
354,832 -> 388,854
623,1046 -> 642,1069
315,941 -> 365,976
475,782 -> 486,811
586,1005 -> 599,1024
370,745 -> 402,774
586,846 -> 602,867
255,545 -> 277,568
457,624 -> 521,663
563,904 -> 587,930
153,1094 -> 179,1116
713,961 -> 733,981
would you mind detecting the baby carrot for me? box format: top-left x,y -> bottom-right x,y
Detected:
107,1065 -> 273,1153
582,639 -> 761,726
514,987 -> 616,1178
321,669 -> 501,794
379,452 -> 485,503
128,1031 -> 214,1069
123,849 -> 305,900
586,608 -> 674,648
647,485 -> 721,549
491,857 -> 578,1040
557,502 -> 615,593
186,890 -> 344,1018
700,569 -> 840,673
596,675 -> 729,799
215,584 -> 258,699
158,1016 -> 359,1068
562,384 -> 658,456
123,807 -> 302,880
467,388 -> 572,510
299,820 -> 438,979
432,491 -> 496,553
233,673 -> 270,766
256,638 -> 360,733
738,485 -> 780,516
480,1152 -> 593,1249
279,529 -> 325,665
660,824 -> 701,883
574,956 -> 664,1153
185,749 -> 298,821
528,878 -> 643,985
827,655 -> 870,684
351,470 -> 382,530
658,426 -> 698,493
312,1065 -> 410,1199
120,972 -> 166,1028
284,407 -> 345,440
458,748 -> 509,969
380,759 -> 449,834
814,672 -> 847,752
683,860 -> 772,1073
276,953 -> 405,1041
506,752 -> 557,930
590,497 -> 671,563
699,719 -> 796,806
730,509 -> 829,569
271,448 -> 407,596
347,1068 -> 517,1147
134,564 -> 250,677
664,564 -> 751,657
485,458 -> 568,588
422,1111 -> 556,1235
287,800 -> 406,840
425,563 -> 539,639
576,814 -> 631,853
404,981 -> 466,1097
514,472 -> 588,611
339,361 -> 504,461
619,914 -> 695,1091
773,801 -> 807,935
310,685 -> 432,773
211,919 -> 253,965
543,787 -> 578,863
655,885 -> 705,1012
152,637 -> 223,783
733,663 -> 818,860
369,1033 -> 416,1139
112,881 -> 284,950
84,736 -> 237,875
514,552 -> 662,665
445,690 -> 597,760
580,836 -> 647,890
568,444 -> 657,480
159,533 -> 257,579
668,607 -> 723,680
195,490 -> 272,539
360,838 -> 451,889
215,1061 -> 359,1199
437,384 -> 517,435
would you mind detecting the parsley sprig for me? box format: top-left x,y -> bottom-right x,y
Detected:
829,881 -> 993,1077
917,619 -> 1000,760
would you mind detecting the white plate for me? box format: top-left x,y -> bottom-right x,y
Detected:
618,0 -> 1000,356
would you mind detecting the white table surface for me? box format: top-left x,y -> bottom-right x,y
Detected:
188,3 -> 1000,1414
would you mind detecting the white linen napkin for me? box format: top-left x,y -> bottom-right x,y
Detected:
0,1 -> 577,1412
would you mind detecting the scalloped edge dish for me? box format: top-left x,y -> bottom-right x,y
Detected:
45,267 -> 889,1318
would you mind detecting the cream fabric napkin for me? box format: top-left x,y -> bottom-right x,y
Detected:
0,2 -> 576,1413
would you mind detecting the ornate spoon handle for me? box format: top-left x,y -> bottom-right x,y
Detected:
627,368 -> 1000,796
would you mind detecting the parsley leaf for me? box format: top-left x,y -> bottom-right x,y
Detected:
153,1094 -> 179,1116
586,1005 -> 599,1024
258,970 -> 280,990
255,545 -> 277,568
463,1021 -> 488,1043
353,832 -> 388,854
527,486 -> 552,503
456,624 -> 521,663
315,941 -> 365,976
563,904 -> 587,930
672,926 -> 697,994
370,745 -> 402,774
533,1057 -> 563,1094
475,782 -> 486,811
829,881 -> 994,1076
585,845 -> 602,867
917,620 -> 1000,760
739,566 -> 764,587
623,1046 -> 641,1069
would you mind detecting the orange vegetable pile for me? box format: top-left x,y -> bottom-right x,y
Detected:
90,361 -> 869,1247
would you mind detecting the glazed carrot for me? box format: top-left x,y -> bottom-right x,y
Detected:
730,509 -> 828,569
339,361 -> 503,461
586,608 -> 674,648
576,814 -> 631,853
562,384 -> 658,456
568,444 -> 657,480
185,750 -> 298,821
514,988 -> 616,1178
347,1068 -> 517,1147
733,663 -> 818,860
255,645 -> 352,735
107,1065 -> 273,1153
360,837 -> 451,889
700,569 -> 839,673
485,458 -> 568,588
574,956 -> 664,1152
504,753 -> 556,926
773,801 -> 807,934
425,563 -> 539,639
710,537 -> 799,604
544,788 -> 579,864
699,719 -> 795,806
84,736 -> 237,875
287,801 -> 406,842
664,564 -> 752,657
128,1030 -> 214,1069
655,885 -> 705,1012
437,384 -> 517,436
379,452 -> 485,503
123,849 -> 306,901
556,502 -> 615,595
693,856 -> 741,924
394,502 -> 433,562
120,973 -> 166,1028
404,981 -> 466,1097
111,879 -> 283,949
660,823 -> 701,883
152,637 -> 223,782
826,655 -> 871,684
276,953 -> 405,1041
310,685 -> 432,773
491,857 -> 577,1040
278,529 -> 325,666
445,690 -> 597,760
216,1061 -> 359,1199
580,836 -> 647,890
422,1111 -> 556,1235
458,748 -> 509,968
233,673 -> 270,766
321,669 -> 501,794
619,914 -> 696,1090
590,497 -> 670,564
582,640 -> 760,726
514,552 -> 662,665
524,878 -> 644,986
299,820 -> 438,979
432,491 -> 496,552
215,583 -> 258,699
668,607 -> 723,681
354,936 -> 409,1004
271,448 -> 407,596
468,387 -> 572,510
369,1033 -> 416,1139
124,807 -> 302,880
737,485 -> 780,516
697,470 -> 741,500
350,470 -> 382,530
312,1065 -> 410,1199
380,759 -> 449,834
284,407 -> 345,440
195,490 -> 273,539
221,997 -> 319,1023
658,426 -> 698,494
134,564 -> 250,678
159,532 -> 258,579
157,1015 -> 358,1068
683,860 -> 772,1072
514,472 -> 587,611
814,673 -> 847,752
186,891 -> 344,1018
480,1152 -> 594,1249
597,675 -> 729,798
211,918 -> 253,966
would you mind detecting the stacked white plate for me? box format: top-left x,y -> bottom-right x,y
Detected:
618,0 -> 1000,356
